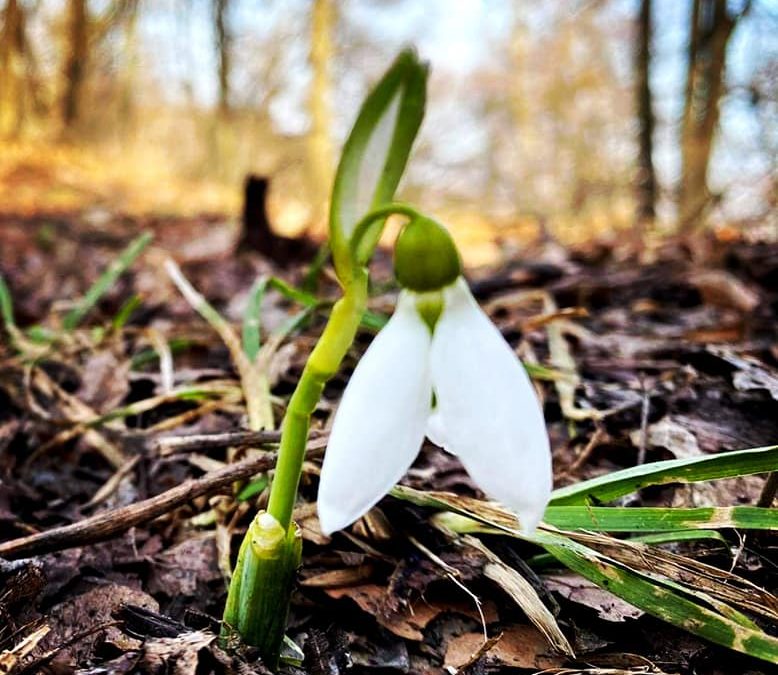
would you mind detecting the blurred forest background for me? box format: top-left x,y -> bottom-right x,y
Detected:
0,0 -> 776,262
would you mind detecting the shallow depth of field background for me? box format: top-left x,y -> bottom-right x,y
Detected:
0,0 -> 775,263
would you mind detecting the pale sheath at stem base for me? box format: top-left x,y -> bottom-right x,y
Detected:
221,511 -> 302,666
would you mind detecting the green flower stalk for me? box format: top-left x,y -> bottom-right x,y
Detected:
221,49 -> 428,666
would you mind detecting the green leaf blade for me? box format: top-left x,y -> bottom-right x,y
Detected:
550,445 -> 778,506
63,231 -> 153,331
543,505 -> 778,532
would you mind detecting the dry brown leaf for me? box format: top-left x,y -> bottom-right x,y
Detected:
543,572 -> 644,622
42,584 -> 158,665
147,536 -> 222,598
325,584 -> 435,640
77,351 -> 131,413
325,584 -> 497,641
444,625 -> 565,671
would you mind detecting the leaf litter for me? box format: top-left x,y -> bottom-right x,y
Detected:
0,212 -> 776,673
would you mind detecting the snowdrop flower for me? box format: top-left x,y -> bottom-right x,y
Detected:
318,216 -> 552,536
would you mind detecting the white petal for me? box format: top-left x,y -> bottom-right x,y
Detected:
318,292 -> 432,534
429,279 -> 552,534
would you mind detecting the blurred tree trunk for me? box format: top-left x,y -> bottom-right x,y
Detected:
0,0 -> 25,137
307,0 -> 335,218
118,0 -> 139,132
679,0 -> 750,230
62,0 -> 88,130
214,0 -> 231,116
635,0 -> 656,225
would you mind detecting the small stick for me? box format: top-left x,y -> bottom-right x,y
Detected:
636,373 -> 651,466
0,447 -> 317,560
154,429 -> 327,455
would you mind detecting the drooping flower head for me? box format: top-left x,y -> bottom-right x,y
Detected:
318,215 -> 552,536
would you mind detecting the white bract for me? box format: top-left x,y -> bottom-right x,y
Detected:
318,277 -> 552,536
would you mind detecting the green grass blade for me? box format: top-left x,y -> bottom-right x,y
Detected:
237,475 -> 270,502
0,274 -> 17,334
543,506 -> 778,532
243,277 -> 268,361
541,535 -> 778,663
1,275 -> 52,354
63,231 -> 153,330
550,445 -> 778,506
302,242 -> 330,293
394,485 -> 778,661
267,276 -> 319,307
630,529 -> 728,545
112,294 -> 142,331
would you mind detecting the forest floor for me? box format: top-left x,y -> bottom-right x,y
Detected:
0,210 -> 776,674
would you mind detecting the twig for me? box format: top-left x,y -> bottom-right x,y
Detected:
637,373 -> 651,466
0,446 -> 319,560
81,455 -> 141,511
444,632 -> 502,674
565,426 -> 608,475
154,429 -> 328,455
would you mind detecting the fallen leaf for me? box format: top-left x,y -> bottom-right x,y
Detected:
629,417 -> 701,460
148,535 -> 222,597
42,583 -> 158,665
444,625 -> 564,670
543,572 -> 644,622
707,346 -> 778,402
77,351 -> 131,413
325,584 -> 497,642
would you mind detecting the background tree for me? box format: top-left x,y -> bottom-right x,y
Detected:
307,0 -> 335,219
635,0 -> 656,226
679,0 -> 752,230
61,0 -> 88,130
214,0 -> 232,117
0,0 -> 35,138
60,0 -> 138,133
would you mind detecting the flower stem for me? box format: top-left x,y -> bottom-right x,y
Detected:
223,268 -> 368,661
266,268 -> 368,530
348,202 -> 423,264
